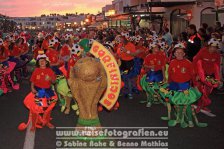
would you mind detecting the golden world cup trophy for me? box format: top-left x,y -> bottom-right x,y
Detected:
68,40 -> 121,140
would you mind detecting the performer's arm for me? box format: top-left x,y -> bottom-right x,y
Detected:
192,48 -> 203,76
162,66 -> 166,82
167,62 -> 172,83
214,54 -> 221,81
31,82 -> 37,94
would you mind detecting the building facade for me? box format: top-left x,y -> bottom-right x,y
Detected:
103,0 -> 224,36
11,14 -> 86,31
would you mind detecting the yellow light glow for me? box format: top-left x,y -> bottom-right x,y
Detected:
105,9 -> 115,16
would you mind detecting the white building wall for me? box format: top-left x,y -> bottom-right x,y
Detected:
12,15 -> 86,30
190,2 -> 216,29
164,2 -> 216,32
218,12 -> 224,25
163,5 -> 191,32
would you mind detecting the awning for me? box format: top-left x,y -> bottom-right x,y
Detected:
88,22 -> 103,28
108,14 -> 130,20
112,15 -> 130,20
147,0 -> 196,7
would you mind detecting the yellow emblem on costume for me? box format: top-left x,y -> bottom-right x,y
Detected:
160,88 -> 169,95
184,90 -> 189,95
36,75 -> 40,80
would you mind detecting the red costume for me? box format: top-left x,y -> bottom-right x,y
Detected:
159,51 -> 168,64
60,44 -> 71,58
0,47 -> 10,62
18,64 -> 57,131
30,68 -> 56,88
33,46 -> 42,59
117,42 -> 136,61
3,41 -> 10,49
66,55 -> 81,78
193,47 -> 220,80
168,59 -> 194,83
0,44 -> 19,93
19,43 -> 29,55
144,52 -> 166,71
136,45 -> 148,59
10,45 -> 22,57
46,48 -> 60,65
41,39 -> 49,50
135,46 -> 148,90
193,47 -> 221,112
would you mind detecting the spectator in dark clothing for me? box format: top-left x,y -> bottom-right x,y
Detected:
96,31 -> 103,43
198,28 -> 209,47
201,23 -> 208,31
215,21 -> 224,33
198,28 -> 206,37
207,26 -> 214,39
106,32 -> 115,42
180,32 -> 188,42
186,24 -> 202,61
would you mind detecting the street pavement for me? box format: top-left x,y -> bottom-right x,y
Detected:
0,79 -> 224,149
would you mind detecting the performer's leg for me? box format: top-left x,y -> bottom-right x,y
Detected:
180,106 -> 188,128
127,78 -> 133,99
43,109 -> 54,129
6,74 -> 19,90
191,105 -> 208,127
197,60 -> 205,80
30,112 -> 38,131
167,102 -> 171,120
161,98 -> 171,121
0,74 -> 8,93
168,105 -> 181,127
146,92 -> 152,107
214,63 -> 221,81
197,84 -> 211,112
186,105 -> 194,127
22,65 -> 28,78
202,85 -> 213,111
113,101 -> 119,110
64,96 -> 71,114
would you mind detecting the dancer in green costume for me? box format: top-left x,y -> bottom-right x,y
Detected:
140,42 -> 167,107
160,43 -> 207,128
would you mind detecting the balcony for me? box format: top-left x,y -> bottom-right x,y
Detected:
123,5 -> 139,13
146,0 -> 196,7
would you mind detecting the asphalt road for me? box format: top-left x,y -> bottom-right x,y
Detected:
0,79 -> 224,149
